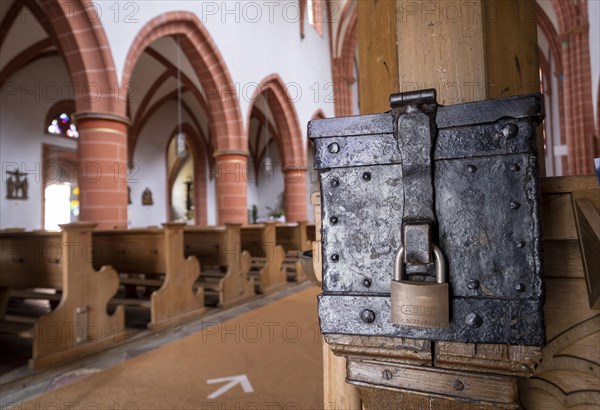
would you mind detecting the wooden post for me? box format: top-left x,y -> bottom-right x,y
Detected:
357,0 -> 399,114
324,0 -> 545,408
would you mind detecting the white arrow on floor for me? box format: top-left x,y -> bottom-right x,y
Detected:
206,374 -> 254,399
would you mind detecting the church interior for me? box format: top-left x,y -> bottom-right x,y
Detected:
1,0 -> 599,408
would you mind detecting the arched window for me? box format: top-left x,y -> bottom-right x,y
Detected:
48,113 -> 79,139
45,101 -> 79,139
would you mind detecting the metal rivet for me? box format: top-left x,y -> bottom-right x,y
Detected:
331,178 -> 339,187
515,283 -> 526,292
328,142 -> 340,154
510,201 -> 521,210
465,313 -> 483,328
510,164 -> 521,172
467,165 -> 477,173
467,280 -> 480,290
516,241 -> 525,248
330,253 -> 339,262
502,123 -> 519,138
363,278 -> 372,288
362,172 -> 371,181
361,309 -> 376,324
452,380 -> 465,391
382,370 -> 393,380
329,216 -> 338,225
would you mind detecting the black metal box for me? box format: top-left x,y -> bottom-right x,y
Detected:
309,90 -> 545,345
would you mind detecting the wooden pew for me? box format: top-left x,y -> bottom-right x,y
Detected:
241,222 -> 287,294
306,223 -> 316,243
92,222 -> 205,330
184,224 -> 255,308
275,221 -> 312,282
519,176 -> 600,408
0,222 -> 125,369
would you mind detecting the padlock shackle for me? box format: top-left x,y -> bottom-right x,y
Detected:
393,245 -> 446,283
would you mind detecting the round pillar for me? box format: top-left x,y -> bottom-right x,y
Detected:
283,167 -> 307,222
214,151 -> 249,224
74,113 -> 129,229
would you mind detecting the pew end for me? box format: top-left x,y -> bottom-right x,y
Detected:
0,223 -> 127,369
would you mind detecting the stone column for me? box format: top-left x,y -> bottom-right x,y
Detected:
214,151 -> 248,224
283,167 -> 307,222
74,113 -> 129,229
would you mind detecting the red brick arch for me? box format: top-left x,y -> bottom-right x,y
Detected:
40,0 -> 121,115
333,5 -> 358,116
21,1 -> 129,228
120,12 -> 244,153
246,74 -> 305,169
246,74 -> 306,221
550,0 -> 598,175
311,109 -> 327,120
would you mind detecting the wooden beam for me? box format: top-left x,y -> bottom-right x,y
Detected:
482,0 -> 540,99
482,0 -> 544,174
357,0 -> 399,114
395,0 -> 486,105
350,1 -> 545,408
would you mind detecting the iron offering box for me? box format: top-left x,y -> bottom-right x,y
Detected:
309,90 -> 545,345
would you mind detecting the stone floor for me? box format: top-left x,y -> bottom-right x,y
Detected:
1,281 -> 316,406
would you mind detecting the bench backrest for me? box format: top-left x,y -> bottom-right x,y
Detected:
0,230 -> 63,288
276,221 -> 310,253
92,228 -> 166,273
184,224 -> 242,270
241,222 -> 277,259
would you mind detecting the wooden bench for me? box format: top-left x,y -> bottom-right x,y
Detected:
184,224 -> 255,308
518,176 -> 600,407
0,222 -> 125,369
306,223 -> 316,243
241,222 -> 287,294
275,221 -> 312,282
92,222 -> 205,330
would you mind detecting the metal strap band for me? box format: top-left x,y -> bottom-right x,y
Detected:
391,90 -> 438,265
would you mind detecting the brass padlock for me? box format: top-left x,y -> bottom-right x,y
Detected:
391,245 -> 449,328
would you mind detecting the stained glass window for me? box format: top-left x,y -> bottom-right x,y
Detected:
48,113 -> 79,139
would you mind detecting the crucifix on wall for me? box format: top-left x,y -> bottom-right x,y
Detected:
6,170 -> 29,200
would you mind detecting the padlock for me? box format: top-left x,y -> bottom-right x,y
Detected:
391,244 -> 449,328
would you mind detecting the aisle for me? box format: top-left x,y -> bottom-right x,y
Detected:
21,286 -> 323,410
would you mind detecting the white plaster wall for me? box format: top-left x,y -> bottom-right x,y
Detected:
261,145 -> 285,221
352,54 -> 359,115
537,27 -> 565,176
246,139 -> 285,222
206,174 -> 216,225
98,0 -> 336,144
128,103 -> 172,227
0,57 -> 76,230
128,101 -> 218,227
